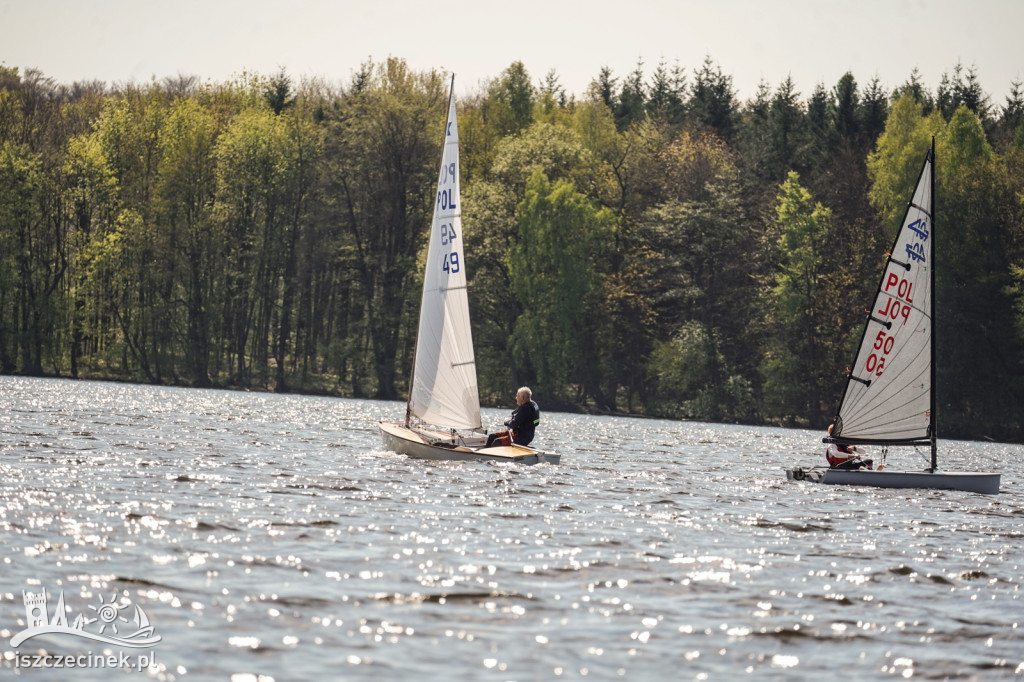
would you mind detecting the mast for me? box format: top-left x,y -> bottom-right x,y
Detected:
929,136 -> 937,471
405,74 -> 456,427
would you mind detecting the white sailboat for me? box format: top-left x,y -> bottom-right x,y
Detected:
378,77 -> 559,466
786,138 -> 999,494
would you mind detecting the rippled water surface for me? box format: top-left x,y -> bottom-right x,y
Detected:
1,376 -> 1021,680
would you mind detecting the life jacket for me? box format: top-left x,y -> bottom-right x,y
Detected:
510,400 -> 540,446
826,443 -> 855,468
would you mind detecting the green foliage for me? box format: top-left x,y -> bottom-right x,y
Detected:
646,59 -> 687,126
0,142 -> 42,371
507,168 -> 615,404
759,171 -> 835,424
1012,264 -> 1024,346
264,69 -> 296,115
326,59 -> 445,399
935,106 -> 1023,438
648,321 -> 754,421
2,59 -> 1023,441
867,95 -> 943,227
486,61 -> 536,137
464,119 -> 607,404
615,60 -> 647,131
155,96 -> 220,385
689,56 -> 737,140
936,62 -> 990,123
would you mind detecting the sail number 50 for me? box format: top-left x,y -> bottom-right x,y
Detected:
866,330 -> 895,376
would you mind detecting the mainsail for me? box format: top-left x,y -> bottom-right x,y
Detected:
406,79 -> 482,431
831,143 -> 934,447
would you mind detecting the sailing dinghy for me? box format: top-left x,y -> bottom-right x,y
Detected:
378,77 -> 559,466
786,139 -> 999,494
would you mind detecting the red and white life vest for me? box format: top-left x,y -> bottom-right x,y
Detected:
826,443 -> 857,468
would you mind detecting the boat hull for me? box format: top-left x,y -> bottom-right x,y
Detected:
378,421 -> 560,465
786,467 -> 1000,495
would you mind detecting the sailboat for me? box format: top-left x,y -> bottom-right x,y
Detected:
378,77 -> 559,466
786,138 -> 999,494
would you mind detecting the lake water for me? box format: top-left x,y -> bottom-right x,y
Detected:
0,376 -> 1020,680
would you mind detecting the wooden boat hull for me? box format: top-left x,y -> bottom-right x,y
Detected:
378,421 -> 560,465
786,466 -> 1000,495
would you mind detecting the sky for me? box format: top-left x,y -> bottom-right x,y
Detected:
2,0 -> 1022,106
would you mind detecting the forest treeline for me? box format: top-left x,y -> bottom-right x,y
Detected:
2,57 -> 1023,441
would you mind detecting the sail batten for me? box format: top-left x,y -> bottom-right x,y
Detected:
830,146 -> 933,446
406,79 -> 482,431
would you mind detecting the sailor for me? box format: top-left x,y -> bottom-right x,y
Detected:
825,424 -> 873,470
485,387 -> 540,447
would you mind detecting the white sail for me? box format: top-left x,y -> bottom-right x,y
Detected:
407,82 -> 482,431
832,149 -> 933,444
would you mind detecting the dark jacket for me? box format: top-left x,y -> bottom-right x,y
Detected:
506,400 -> 540,446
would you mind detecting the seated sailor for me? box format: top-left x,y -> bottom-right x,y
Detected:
825,423 -> 873,470
485,387 -> 540,448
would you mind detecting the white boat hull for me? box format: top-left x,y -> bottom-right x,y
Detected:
786,466 -> 1000,495
378,421 -> 560,465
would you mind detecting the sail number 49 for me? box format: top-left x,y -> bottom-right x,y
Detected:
441,223 -> 457,244
441,222 -> 459,273
443,252 -> 460,273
